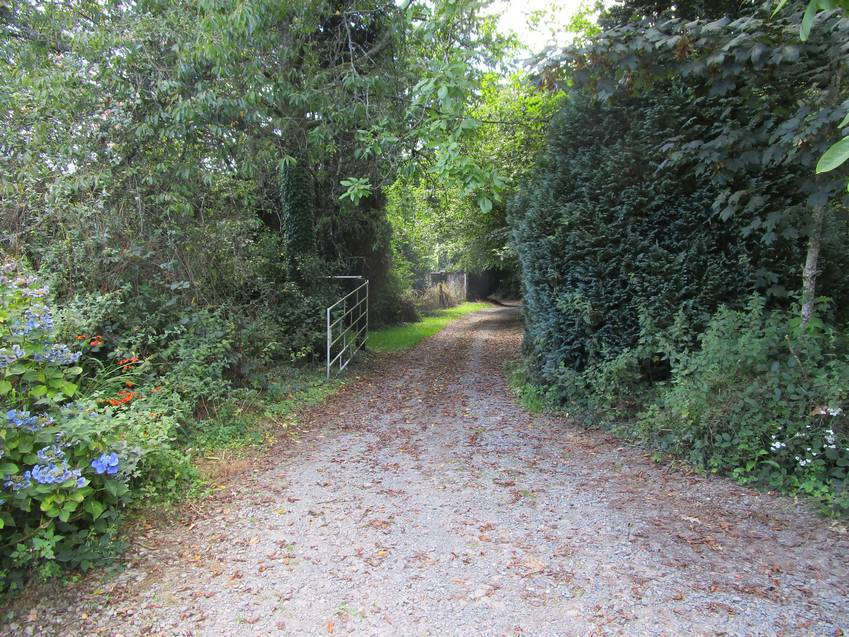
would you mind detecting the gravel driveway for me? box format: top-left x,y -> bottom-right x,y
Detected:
6,305 -> 849,636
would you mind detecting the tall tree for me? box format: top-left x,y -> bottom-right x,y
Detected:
1,0 -> 508,325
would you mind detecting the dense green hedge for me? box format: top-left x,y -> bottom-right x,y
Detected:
511,8 -> 849,394
509,8 -> 849,510
512,86 -> 817,386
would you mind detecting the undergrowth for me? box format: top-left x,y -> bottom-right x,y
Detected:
508,297 -> 849,516
0,261 -> 346,594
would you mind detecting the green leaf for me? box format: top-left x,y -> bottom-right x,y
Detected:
815,136 -> 849,173
29,384 -> 48,397
800,0 -> 817,41
59,380 -> 78,397
771,0 -> 790,16
84,499 -> 106,520
103,479 -> 128,498
478,197 -> 493,214
0,380 -> 11,395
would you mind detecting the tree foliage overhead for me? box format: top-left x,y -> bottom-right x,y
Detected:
387,72 -> 564,280
1,0 -> 508,335
599,0 -> 751,27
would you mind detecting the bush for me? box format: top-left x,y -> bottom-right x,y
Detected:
404,283 -> 465,315
0,263 -> 134,590
638,297 -> 849,512
509,87 -> 820,390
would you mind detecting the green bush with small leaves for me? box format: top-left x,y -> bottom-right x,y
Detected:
638,297 -> 849,511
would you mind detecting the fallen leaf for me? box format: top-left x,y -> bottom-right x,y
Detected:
522,555 -> 545,577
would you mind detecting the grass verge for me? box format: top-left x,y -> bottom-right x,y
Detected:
368,301 -> 491,352
185,368 -> 344,484
505,359 -> 553,414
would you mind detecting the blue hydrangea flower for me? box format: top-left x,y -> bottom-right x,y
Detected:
4,470 -> 32,492
32,343 -> 81,365
22,287 -> 49,299
91,452 -> 120,475
31,462 -> 82,485
10,307 -> 54,336
36,444 -> 66,463
5,409 -> 39,432
0,344 -> 25,368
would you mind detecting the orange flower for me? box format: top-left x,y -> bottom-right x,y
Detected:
90,335 -> 104,347
117,355 -> 140,371
76,334 -> 88,341
117,389 -> 138,403
104,388 -> 140,407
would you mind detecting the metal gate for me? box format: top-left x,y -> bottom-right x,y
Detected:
326,276 -> 368,378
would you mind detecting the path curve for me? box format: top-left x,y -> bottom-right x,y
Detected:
9,306 -> 849,635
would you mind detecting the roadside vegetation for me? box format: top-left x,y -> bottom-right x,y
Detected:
509,0 -> 849,514
2,0 -> 849,597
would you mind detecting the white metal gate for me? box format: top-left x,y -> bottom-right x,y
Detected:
326,276 -> 368,378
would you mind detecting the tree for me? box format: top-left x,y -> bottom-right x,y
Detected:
598,0 -> 750,28
776,0 -> 849,193
1,0 -> 509,330
387,71 -> 563,281
553,7 -> 849,323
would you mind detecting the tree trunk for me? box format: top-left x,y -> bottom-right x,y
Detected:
801,205 -> 826,324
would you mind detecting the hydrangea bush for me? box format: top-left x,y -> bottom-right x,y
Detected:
0,262 -> 133,590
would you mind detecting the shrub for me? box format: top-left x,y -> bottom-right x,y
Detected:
0,262 -> 134,590
156,308 -> 236,411
510,8 -> 849,397
404,283 -> 465,315
509,87 -> 819,390
638,297 -> 849,512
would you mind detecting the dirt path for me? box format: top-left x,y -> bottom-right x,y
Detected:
8,306 -> 849,636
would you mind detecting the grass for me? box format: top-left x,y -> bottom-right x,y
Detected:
506,360 -> 554,414
189,368 -> 342,453
368,301 -> 491,353
172,367 -> 342,489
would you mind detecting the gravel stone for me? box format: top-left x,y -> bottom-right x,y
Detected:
4,306 -> 849,635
